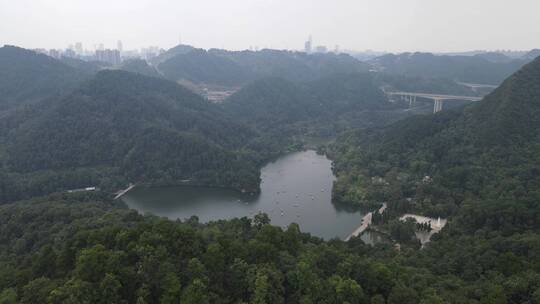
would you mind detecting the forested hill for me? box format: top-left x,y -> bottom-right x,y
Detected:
3,187 -> 540,303
0,193 -> 431,303
222,77 -> 312,130
222,73 -> 396,138
158,46 -> 369,86
158,49 -> 256,87
366,55 -> 540,153
0,70 -> 262,203
467,55 -> 540,146
119,59 -> 163,79
0,45 -> 89,110
330,56 -> 540,216
370,52 -> 529,85
149,44 -> 196,65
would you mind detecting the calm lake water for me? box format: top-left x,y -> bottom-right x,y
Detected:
122,150 -> 366,240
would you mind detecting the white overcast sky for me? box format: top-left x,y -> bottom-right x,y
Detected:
1,0 -> 539,52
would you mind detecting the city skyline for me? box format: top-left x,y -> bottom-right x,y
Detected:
1,0 -> 540,53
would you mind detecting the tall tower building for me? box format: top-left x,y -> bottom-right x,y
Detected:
304,35 -> 312,54
117,40 -> 123,52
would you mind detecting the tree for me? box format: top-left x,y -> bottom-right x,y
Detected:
186,258 -> 208,284
227,258 -> 250,301
20,277 -> 56,304
181,279 -> 209,304
0,289 -> 17,304
481,285 -> 507,304
160,272 -> 182,304
75,245 -> 109,283
32,245 -> 57,278
99,274 -> 122,304
249,267 -> 284,304
370,294 -> 385,304
328,275 -> 367,304
388,284 -> 418,304
251,272 -> 271,304
254,212 -> 271,229
48,278 -> 97,304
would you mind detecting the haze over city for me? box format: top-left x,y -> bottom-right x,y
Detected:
1,0 -> 540,53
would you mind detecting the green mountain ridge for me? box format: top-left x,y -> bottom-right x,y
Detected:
118,59 -> 163,79
223,73 -> 395,134
158,46 -> 370,87
0,45 -> 90,111
370,52 -> 530,85
0,70 -> 261,203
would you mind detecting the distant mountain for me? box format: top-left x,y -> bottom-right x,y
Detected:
0,70 -> 261,203
524,49 -> 540,60
158,46 -> 369,87
119,59 -> 162,78
0,45 -> 89,110
60,56 -> 111,74
370,52 -> 529,85
223,77 -> 312,130
473,52 -> 512,63
211,49 -> 369,83
149,44 -> 195,65
159,48 -> 256,86
223,73 -> 394,137
375,73 -> 477,96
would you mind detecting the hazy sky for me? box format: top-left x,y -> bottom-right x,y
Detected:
1,0 -> 539,53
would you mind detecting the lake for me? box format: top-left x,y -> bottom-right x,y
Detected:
122,150 -> 366,240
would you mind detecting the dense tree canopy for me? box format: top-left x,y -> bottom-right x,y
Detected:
0,70 -> 265,203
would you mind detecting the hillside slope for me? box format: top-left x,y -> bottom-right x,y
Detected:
0,46 -> 89,110
0,70 -> 261,203
222,73 -> 398,139
330,56 -> 540,216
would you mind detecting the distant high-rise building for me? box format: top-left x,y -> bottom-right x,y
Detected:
117,40 -> 123,52
315,45 -> 327,53
49,49 -> 61,59
140,46 -> 161,60
32,48 -> 48,55
75,42 -> 83,55
334,45 -> 340,54
96,49 -> 121,65
304,35 -> 312,53
64,49 -> 76,58
98,43 -> 104,51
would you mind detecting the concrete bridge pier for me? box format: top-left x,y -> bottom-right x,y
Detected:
433,99 -> 443,113
409,96 -> 416,108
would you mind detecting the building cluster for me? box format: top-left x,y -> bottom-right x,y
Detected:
33,40 -> 165,65
95,49 -> 121,65
304,35 -> 339,54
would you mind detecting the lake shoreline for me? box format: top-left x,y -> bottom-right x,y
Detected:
122,150 -> 366,240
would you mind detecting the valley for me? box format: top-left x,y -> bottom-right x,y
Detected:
1,36 -> 540,303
